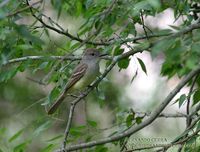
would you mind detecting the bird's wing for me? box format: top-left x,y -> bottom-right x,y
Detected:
65,63 -> 88,90
47,63 -> 88,115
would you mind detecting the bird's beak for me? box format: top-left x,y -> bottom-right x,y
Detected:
99,53 -> 108,59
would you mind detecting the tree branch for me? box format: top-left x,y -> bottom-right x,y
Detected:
25,0 -> 200,47
54,21 -> 200,152
6,0 -> 42,17
190,102 -> 200,118
172,116 -> 200,144
186,75 -> 199,128
2,55 -> 80,65
26,0 -> 110,46
135,111 -> 189,118
62,102 -> 76,149
57,66 -> 200,151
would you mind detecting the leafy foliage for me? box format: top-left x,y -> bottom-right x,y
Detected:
0,0 -> 200,151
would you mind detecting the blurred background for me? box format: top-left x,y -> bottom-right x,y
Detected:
0,0 -> 198,152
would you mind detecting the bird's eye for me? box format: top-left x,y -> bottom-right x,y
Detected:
91,53 -> 95,56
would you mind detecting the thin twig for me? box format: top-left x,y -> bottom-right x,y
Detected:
190,102 -> 200,118
97,0 -> 117,17
58,66 -> 200,151
172,116 -> 200,144
24,0 -> 180,46
120,136 -> 131,151
6,0 -> 42,17
2,55 -> 80,65
40,13 -> 65,31
125,143 -> 172,152
62,102 -> 76,149
26,0 -> 108,46
26,77 -> 46,85
58,45 -> 146,152
56,21 -> 200,152
135,111 -> 189,118
186,75 -> 199,127
16,97 -> 45,116
140,11 -> 149,40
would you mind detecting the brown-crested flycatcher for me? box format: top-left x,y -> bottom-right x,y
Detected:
47,48 -> 107,114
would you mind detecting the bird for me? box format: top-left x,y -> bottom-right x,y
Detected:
47,48 -> 107,115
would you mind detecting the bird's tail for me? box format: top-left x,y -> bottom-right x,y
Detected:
47,91 -> 67,115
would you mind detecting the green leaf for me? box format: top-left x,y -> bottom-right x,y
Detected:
169,25 -> 181,31
95,145 -> 108,152
193,90 -> 200,106
78,26 -> 90,36
184,136 -> 197,152
48,87 -> 60,104
196,121 -> 200,131
136,41 -> 150,50
114,46 -> 124,56
87,120 -> 97,128
16,44 -> 33,50
154,29 -> 172,35
136,117 -> 143,124
17,64 -> 26,73
161,60 -> 180,78
147,0 -> 161,9
76,1 -> 83,16
179,94 -> 186,108
33,121 -> 51,137
39,62 -> 49,69
0,127 -> 6,136
102,25 -> 114,37
192,29 -> 200,42
0,68 -> 18,82
126,114 -> 134,127
137,58 -> 147,75
9,129 -> 24,142
134,1 -> 149,12
69,125 -> 86,138
46,135 -> 63,142
108,131 -> 118,137
123,23 -> 136,36
118,58 -> 130,69
186,57 -> 198,70
70,129 -> 83,137
13,142 -> 28,152
151,38 -> 174,58
14,24 -> 44,45
191,42 -> 200,53
40,144 -> 55,152
70,42 -> 80,50
131,70 -> 138,83
33,61 -> 50,73
165,39 -> 183,60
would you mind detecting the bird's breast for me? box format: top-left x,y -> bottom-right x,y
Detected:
73,63 -> 100,90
